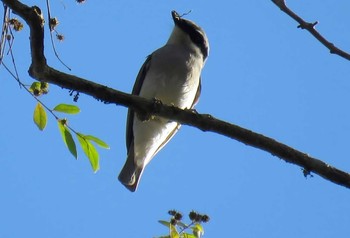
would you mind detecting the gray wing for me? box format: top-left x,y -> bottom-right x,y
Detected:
126,55 -> 152,152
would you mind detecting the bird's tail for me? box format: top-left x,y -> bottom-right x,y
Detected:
118,151 -> 143,192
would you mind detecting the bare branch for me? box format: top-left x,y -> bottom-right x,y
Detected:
3,0 -> 350,189
271,0 -> 350,61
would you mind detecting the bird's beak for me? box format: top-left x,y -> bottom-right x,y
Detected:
171,10 -> 181,25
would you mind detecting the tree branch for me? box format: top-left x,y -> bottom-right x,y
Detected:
3,0 -> 350,189
271,0 -> 350,61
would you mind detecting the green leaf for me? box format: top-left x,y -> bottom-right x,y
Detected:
29,82 -> 48,96
84,135 -> 110,149
33,102 -> 47,130
191,224 -> 204,238
158,220 -> 171,228
40,82 -> 49,94
182,233 -> 196,238
58,119 -> 77,159
29,82 -> 41,93
77,133 -> 99,172
170,224 -> 179,238
53,104 -> 80,114
177,221 -> 188,228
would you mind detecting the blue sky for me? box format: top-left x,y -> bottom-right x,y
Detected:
1,1 -> 350,237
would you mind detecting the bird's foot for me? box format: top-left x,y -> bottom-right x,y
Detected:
137,111 -> 153,122
136,98 -> 163,122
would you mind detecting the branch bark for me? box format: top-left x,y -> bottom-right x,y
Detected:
3,0 -> 350,189
272,0 -> 350,61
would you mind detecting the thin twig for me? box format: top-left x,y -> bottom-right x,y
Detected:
2,55 -> 59,120
178,221 -> 195,234
6,33 -> 20,82
6,19 -> 15,56
0,4 -> 9,64
271,0 -> 350,61
45,0 -> 71,70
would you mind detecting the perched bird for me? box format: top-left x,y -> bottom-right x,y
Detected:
118,10 -> 209,192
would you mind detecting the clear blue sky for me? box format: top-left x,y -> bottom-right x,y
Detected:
1,1 -> 350,237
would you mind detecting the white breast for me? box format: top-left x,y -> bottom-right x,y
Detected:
133,44 -> 204,167
139,44 -> 203,109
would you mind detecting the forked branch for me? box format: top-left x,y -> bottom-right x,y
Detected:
272,0 -> 350,61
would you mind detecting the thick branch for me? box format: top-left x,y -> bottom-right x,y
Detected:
272,0 -> 350,61
3,0 -> 350,189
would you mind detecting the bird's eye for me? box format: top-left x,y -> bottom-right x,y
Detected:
191,30 -> 204,47
177,20 -> 209,59
188,30 -> 208,59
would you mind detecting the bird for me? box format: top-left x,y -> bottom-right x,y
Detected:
118,10 -> 209,192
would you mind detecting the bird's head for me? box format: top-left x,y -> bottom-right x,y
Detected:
167,10 -> 209,62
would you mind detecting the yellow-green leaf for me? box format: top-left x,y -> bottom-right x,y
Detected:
182,233 -> 196,238
33,102 -> 47,131
177,221 -> 188,228
58,119 -> 77,159
84,135 -> 110,149
53,104 -> 80,114
77,133 -> 99,172
170,224 -> 179,238
29,82 -> 41,94
40,82 -> 49,94
158,220 -> 171,228
29,82 -> 48,96
192,224 -> 204,238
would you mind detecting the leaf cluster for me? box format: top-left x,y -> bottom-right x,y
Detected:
32,82 -> 109,172
157,210 -> 210,238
